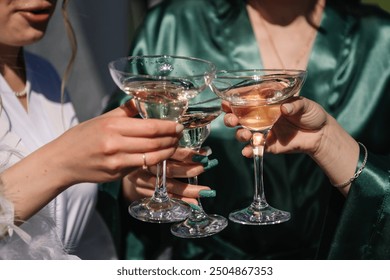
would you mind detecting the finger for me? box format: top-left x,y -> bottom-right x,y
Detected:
127,182 -> 198,205
170,147 -> 215,163
236,128 -> 252,142
118,135 -> 180,153
241,145 -> 253,158
176,197 -> 198,205
280,96 -> 305,116
224,113 -> 239,127
98,113 -> 184,139
165,178 -> 210,198
131,186 -> 156,201
166,162 -> 205,178
146,160 -> 205,178
221,100 -> 232,113
139,147 -> 178,167
107,147 -> 177,169
119,99 -> 139,117
281,97 -> 327,129
131,169 -> 209,198
118,118 -> 184,138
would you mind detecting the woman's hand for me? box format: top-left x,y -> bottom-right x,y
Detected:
224,97 -> 328,157
123,147 -> 214,205
1,101 -> 184,220
51,102 -> 184,185
223,97 -> 360,196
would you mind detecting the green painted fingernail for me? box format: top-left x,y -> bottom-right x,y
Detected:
192,154 -> 209,164
189,203 -> 202,211
199,189 -> 216,198
204,159 -> 219,171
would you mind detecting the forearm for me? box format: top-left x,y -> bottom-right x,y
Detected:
310,115 -> 360,196
0,143 -> 70,222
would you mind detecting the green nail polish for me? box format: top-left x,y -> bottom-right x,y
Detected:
192,154 -> 209,164
199,189 -> 216,198
204,159 -> 219,171
189,203 -> 202,211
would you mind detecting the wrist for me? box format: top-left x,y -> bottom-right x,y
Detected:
1,146 -> 70,220
310,115 -> 360,194
331,142 -> 367,188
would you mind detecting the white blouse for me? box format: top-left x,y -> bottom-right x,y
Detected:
0,51 -> 116,259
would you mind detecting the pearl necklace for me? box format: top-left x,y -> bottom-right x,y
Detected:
14,86 -> 27,97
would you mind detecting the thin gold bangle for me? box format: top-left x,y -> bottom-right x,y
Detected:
332,142 -> 368,188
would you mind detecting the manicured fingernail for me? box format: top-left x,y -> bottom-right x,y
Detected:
199,189 -> 216,198
189,203 -> 202,211
200,146 -> 212,156
282,103 -> 293,114
176,124 -> 184,133
192,154 -> 209,164
204,159 -> 219,171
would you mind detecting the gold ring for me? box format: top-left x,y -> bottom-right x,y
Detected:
142,153 -> 147,169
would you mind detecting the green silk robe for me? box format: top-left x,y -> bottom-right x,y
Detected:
99,0 -> 390,259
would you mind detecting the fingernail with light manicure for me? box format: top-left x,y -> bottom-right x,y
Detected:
282,103 -> 293,114
176,124 -> 184,133
200,146 -> 212,156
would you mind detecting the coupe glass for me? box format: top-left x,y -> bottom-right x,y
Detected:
212,69 -> 307,225
108,55 -> 216,223
170,89 -> 228,238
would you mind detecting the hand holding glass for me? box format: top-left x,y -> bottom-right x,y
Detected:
108,55 -> 216,223
212,69 -> 307,225
171,88 -> 228,238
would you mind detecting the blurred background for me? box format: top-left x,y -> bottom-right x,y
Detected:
26,0 -> 390,122
364,0 -> 390,11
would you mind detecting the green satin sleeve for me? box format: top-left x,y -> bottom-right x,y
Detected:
100,0 -> 390,259
329,151 -> 390,259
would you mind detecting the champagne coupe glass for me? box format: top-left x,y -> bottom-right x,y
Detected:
170,89 -> 228,238
212,69 -> 307,225
108,55 -> 216,223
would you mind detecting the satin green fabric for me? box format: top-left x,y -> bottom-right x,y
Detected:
99,0 -> 390,259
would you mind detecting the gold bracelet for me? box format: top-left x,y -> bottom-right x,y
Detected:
332,142 -> 368,188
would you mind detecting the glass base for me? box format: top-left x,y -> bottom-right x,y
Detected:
170,214 -> 228,238
129,197 -> 191,223
229,205 -> 290,225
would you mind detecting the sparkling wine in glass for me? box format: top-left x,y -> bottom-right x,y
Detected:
170,91 -> 228,238
212,69 -> 307,225
108,55 -> 216,223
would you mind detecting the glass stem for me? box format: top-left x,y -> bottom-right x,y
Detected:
188,175 -> 204,210
250,131 -> 270,211
152,160 -> 170,203
187,176 -> 208,221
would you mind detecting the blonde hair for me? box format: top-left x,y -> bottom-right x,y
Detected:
61,0 -> 78,105
58,0 -> 78,129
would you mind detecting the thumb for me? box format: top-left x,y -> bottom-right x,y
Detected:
280,97 -> 306,116
281,97 -> 327,130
